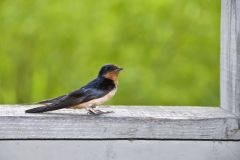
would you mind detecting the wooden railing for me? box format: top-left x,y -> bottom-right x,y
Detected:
0,105 -> 239,140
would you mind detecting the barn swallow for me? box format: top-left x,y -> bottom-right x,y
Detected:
25,64 -> 123,115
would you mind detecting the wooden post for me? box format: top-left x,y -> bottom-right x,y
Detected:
220,0 -> 240,116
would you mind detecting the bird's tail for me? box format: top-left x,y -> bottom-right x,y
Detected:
25,95 -> 67,113
25,103 -> 66,113
25,105 -> 52,113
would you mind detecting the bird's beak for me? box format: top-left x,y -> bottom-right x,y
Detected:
115,68 -> 124,72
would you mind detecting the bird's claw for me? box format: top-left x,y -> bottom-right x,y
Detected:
87,109 -> 114,115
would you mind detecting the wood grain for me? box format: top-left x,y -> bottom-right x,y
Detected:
221,0 -> 240,115
1,141 -> 240,160
0,105 -> 239,140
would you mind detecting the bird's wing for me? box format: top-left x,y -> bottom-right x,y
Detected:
54,86 -> 109,106
36,78 -> 105,105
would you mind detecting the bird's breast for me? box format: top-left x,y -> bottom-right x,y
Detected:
71,88 -> 117,109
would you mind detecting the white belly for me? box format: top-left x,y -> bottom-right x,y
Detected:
71,89 -> 117,109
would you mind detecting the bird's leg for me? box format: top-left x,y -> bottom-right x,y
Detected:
87,106 -> 113,115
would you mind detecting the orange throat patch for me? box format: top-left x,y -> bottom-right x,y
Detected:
104,71 -> 119,86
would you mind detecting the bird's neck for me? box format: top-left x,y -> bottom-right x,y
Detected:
99,75 -> 119,88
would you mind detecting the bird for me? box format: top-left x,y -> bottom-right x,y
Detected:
25,64 -> 123,115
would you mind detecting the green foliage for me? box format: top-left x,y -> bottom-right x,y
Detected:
0,0 -> 220,106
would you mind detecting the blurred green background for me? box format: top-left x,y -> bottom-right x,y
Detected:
0,0 -> 220,106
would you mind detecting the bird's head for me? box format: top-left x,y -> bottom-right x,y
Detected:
98,64 -> 123,81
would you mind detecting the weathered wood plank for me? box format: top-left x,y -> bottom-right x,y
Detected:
0,105 -> 239,140
0,140 -> 240,160
221,0 -> 240,115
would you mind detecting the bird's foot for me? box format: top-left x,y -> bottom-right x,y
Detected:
87,108 -> 114,115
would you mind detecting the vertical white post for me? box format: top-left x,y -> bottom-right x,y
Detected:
220,0 -> 240,115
